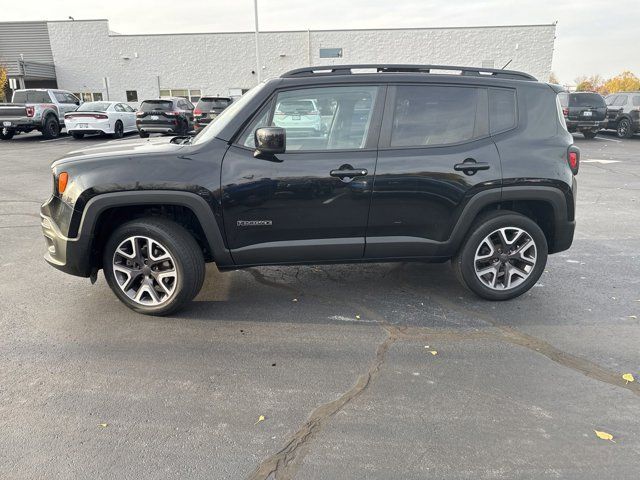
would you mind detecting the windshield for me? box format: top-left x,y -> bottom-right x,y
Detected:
77,102 -> 111,112
192,83 -> 267,146
198,98 -> 231,109
140,100 -> 173,111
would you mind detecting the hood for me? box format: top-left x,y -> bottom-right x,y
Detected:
51,138 -> 186,168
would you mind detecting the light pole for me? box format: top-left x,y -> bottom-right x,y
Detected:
254,0 -> 261,83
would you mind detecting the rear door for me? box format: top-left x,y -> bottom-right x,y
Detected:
221,84 -> 384,265
366,83 -> 501,259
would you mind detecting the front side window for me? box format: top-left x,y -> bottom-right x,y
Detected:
614,95 -> 628,106
605,95 -> 618,106
240,85 -> 379,152
390,85 -> 487,147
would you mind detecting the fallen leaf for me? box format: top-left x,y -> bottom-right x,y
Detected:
629,315 -> 637,319
424,345 -> 430,349
622,373 -> 635,384
429,350 -> 438,356
254,415 -> 265,425
594,430 -> 615,442
292,298 -> 298,302
98,423 -> 108,428
355,315 -> 361,320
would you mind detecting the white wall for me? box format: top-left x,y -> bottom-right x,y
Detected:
47,20 -> 555,104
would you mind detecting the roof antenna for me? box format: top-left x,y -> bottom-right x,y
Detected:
501,59 -> 513,70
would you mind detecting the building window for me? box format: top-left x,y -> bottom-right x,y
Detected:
126,90 -> 138,102
76,92 -> 103,102
319,48 -> 343,58
159,88 -> 201,103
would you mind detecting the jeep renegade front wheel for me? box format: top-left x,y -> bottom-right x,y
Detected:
452,211 -> 548,301
103,218 -> 205,315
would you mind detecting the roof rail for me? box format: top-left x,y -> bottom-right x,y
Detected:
281,64 -> 537,81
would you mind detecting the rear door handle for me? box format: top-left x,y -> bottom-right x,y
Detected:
454,160 -> 490,174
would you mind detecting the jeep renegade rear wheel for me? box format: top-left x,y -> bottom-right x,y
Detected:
452,211 -> 548,300
103,218 -> 205,315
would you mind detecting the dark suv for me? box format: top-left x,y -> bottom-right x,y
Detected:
558,91 -> 607,139
194,96 -> 232,132
136,97 -> 194,138
603,92 -> 640,138
41,64 -> 579,315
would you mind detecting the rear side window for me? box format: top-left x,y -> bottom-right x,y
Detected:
140,100 -> 173,111
568,93 -> 605,107
614,95 -> 628,106
390,85 -> 487,147
489,88 -> 517,133
605,95 -> 618,106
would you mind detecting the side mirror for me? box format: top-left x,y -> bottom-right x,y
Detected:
254,127 -> 286,158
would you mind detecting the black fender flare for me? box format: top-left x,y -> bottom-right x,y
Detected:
78,190 -> 233,266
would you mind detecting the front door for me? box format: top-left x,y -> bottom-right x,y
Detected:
366,83 -> 503,258
221,84 -> 385,265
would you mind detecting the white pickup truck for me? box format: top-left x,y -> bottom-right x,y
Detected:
0,89 -> 81,140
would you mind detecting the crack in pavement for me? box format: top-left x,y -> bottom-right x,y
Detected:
247,325 -> 398,480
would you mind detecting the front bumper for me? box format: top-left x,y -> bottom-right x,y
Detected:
41,198 -> 92,277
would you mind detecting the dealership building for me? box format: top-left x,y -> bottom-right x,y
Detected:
1,19 -> 556,104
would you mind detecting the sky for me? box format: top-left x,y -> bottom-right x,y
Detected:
3,0 -> 639,84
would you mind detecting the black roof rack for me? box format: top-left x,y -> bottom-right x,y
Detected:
281,64 -> 537,81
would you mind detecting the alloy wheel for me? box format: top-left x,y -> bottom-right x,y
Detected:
618,119 -> 629,138
474,227 -> 537,290
112,236 -> 177,306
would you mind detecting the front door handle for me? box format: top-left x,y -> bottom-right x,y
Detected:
330,165 -> 368,182
454,159 -> 490,175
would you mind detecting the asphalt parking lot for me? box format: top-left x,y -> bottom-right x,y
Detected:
1,130 -> 639,479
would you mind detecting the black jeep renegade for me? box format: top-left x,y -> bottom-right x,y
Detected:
41,65 -> 579,315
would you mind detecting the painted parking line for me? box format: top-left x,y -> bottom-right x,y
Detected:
39,137 -> 70,143
582,159 -> 621,164
594,136 -> 622,143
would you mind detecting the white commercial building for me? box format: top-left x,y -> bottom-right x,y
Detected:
1,19 -> 556,104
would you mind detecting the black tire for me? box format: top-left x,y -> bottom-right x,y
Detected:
617,118 -> 633,139
41,116 -> 60,139
102,217 -> 205,315
452,211 -> 548,301
112,121 -> 124,139
139,131 -> 149,138
0,128 -> 15,140
583,130 -> 597,139
71,132 -> 84,139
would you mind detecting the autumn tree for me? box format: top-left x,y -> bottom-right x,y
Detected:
0,64 -> 7,102
575,74 -> 604,92
548,72 -> 560,84
602,71 -> 640,94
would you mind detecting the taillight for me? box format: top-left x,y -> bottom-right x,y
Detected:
568,146 -> 580,175
26,106 -> 35,117
94,114 -> 108,119
562,107 -> 569,117
57,172 -> 69,194
194,109 -> 202,115
165,111 -> 180,116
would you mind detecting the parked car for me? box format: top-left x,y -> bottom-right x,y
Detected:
603,92 -> 640,138
136,97 -> 194,138
41,64 -> 579,315
194,96 -> 232,132
557,91 -> 607,139
273,98 -> 323,136
65,101 -> 137,139
0,89 -> 80,140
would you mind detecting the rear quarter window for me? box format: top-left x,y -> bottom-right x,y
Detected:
489,88 -> 517,133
